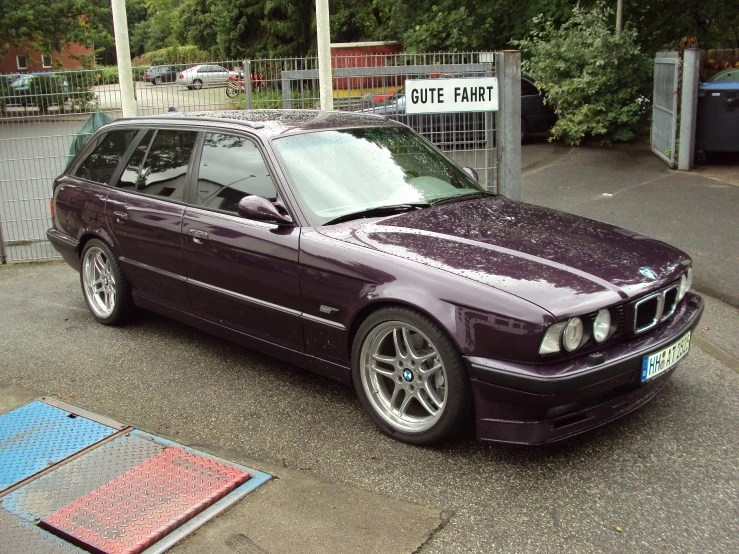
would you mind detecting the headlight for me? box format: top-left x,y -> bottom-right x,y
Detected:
539,322 -> 566,355
562,317 -> 584,352
592,309 -> 611,343
678,268 -> 693,301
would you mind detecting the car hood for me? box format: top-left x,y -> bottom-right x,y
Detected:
315,196 -> 690,317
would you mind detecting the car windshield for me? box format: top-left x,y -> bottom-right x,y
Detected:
272,126 -> 485,226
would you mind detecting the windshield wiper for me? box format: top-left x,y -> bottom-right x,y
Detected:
429,191 -> 491,207
323,203 -> 427,225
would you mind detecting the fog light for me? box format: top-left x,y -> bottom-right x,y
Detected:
593,309 -> 611,343
562,317 -> 584,352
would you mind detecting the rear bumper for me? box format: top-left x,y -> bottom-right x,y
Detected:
467,293 -> 704,445
47,228 -> 79,269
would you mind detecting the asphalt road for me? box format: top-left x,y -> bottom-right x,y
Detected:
0,262 -> 737,553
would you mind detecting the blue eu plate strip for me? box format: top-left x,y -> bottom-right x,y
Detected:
0,401 -> 116,491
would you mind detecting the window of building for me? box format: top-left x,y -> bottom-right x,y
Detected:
16,55 -> 28,70
194,133 -> 277,213
73,130 -> 138,185
42,54 -> 52,68
136,130 -> 197,201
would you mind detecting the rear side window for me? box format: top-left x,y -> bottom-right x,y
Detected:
194,133 -> 277,213
136,130 -> 197,202
116,130 -> 152,189
73,130 -> 137,184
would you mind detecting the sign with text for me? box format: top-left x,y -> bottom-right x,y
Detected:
405,77 -> 498,114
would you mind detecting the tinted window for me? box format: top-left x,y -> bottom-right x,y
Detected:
136,130 -> 197,201
194,133 -> 277,213
73,129 -> 137,184
116,130 -> 153,189
522,79 -> 540,96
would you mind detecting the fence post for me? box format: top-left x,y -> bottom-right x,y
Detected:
282,72 -> 292,109
243,59 -> 253,110
484,56 -> 496,192
678,49 -> 700,171
0,214 -> 6,264
495,50 -> 522,201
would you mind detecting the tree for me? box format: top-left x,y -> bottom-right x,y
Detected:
514,2 -> 652,145
0,0 -> 107,60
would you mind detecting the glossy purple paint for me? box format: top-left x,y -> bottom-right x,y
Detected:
47,110 -> 704,445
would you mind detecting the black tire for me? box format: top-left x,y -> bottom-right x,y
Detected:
521,118 -> 529,143
351,306 -> 472,445
79,239 -> 133,326
186,85 -> 193,90
225,83 -> 240,98
154,76 -> 162,85
193,79 -> 203,90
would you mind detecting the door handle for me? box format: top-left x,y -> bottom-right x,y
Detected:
113,211 -> 127,223
189,228 -> 209,243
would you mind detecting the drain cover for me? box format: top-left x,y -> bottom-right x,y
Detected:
40,447 -> 251,554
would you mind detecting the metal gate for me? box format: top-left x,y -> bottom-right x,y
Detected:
0,52 -> 501,263
651,51 -> 681,167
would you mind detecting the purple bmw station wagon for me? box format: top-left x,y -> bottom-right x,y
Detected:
48,110 -> 704,445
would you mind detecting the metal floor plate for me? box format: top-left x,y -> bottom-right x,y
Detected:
0,508 -> 84,553
2,434 -> 164,522
0,401 -> 117,491
40,447 -> 251,554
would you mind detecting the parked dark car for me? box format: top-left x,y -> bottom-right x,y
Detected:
48,110 -> 703,446
145,65 -> 179,85
362,75 -> 557,144
3,73 -> 69,108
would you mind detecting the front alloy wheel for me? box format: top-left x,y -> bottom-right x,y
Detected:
353,307 -> 471,445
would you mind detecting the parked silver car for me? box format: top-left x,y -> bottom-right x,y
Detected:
178,64 -> 235,90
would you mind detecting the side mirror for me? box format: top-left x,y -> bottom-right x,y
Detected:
463,167 -> 479,182
237,195 -> 293,225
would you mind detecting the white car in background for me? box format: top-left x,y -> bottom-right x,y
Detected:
178,65 -> 236,90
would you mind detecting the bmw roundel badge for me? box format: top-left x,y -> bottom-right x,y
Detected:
403,368 -> 414,382
639,267 -> 658,280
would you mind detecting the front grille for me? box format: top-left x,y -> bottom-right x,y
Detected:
633,282 -> 680,334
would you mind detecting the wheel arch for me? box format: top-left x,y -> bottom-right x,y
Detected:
347,298 -> 463,366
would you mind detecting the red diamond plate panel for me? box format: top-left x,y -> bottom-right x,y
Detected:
39,447 -> 250,554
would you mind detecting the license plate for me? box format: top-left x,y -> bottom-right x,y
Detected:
641,331 -> 691,382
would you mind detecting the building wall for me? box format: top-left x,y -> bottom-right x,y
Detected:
0,43 -> 92,74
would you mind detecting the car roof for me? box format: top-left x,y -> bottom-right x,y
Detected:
111,109 -> 399,138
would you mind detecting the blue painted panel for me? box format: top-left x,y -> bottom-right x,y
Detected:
0,401 -> 116,491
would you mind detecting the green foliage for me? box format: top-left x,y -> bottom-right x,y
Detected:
0,0 -> 107,60
514,3 -> 652,145
139,45 -> 213,64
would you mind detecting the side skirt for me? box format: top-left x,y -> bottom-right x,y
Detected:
132,293 -> 352,386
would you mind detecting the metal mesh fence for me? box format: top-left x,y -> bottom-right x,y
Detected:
0,52 -> 496,263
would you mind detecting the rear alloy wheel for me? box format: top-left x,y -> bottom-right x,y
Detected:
192,79 -> 203,90
353,307 -> 471,445
154,76 -> 162,85
80,239 -> 132,326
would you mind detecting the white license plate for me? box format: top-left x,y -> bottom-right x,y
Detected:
641,331 -> 691,382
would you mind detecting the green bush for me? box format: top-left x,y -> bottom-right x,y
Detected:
513,2 -> 652,145
139,45 -> 214,65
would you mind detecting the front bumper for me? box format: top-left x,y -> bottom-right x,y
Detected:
467,292 -> 704,445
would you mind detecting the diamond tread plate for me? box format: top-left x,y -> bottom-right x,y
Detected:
0,401 -> 117,491
0,508 -> 84,553
2,435 -> 164,522
40,447 -> 251,554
